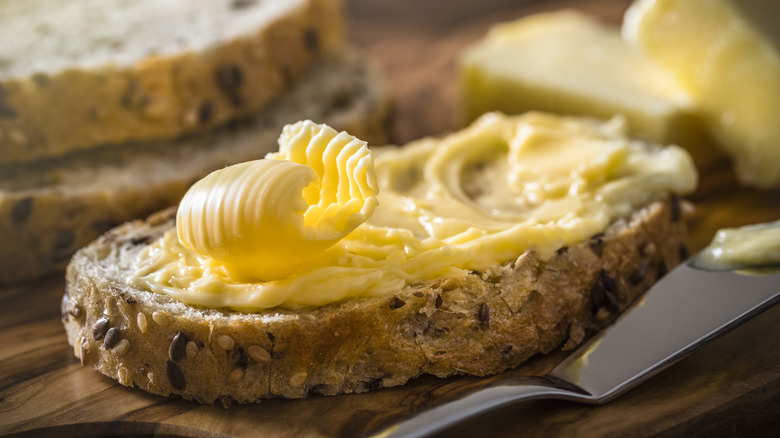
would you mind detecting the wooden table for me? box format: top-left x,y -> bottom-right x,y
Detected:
3,0 -> 780,436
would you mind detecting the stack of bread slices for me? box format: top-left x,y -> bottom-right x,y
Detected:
0,0 -> 392,284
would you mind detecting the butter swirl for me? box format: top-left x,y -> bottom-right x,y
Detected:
175,121 -> 377,280
132,113 -> 697,310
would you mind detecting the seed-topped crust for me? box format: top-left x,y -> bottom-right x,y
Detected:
62,197 -> 688,405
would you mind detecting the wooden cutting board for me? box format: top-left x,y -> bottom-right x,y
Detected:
2,0 -> 780,436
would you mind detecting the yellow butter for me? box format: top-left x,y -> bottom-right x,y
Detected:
623,0 -> 780,188
695,220 -> 780,271
459,10 -> 715,166
132,113 -> 697,311
175,121 -> 378,280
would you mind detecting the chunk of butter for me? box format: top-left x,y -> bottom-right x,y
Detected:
623,0 -> 780,188
176,120 -> 378,280
133,114 -> 697,310
459,10 -> 716,166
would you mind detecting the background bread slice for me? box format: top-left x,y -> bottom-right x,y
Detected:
0,51 -> 392,285
62,196 -> 687,405
0,0 -> 343,164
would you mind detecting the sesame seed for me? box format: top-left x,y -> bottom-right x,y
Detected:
217,334 -> 235,351
137,312 -> 148,334
152,311 -> 170,327
77,336 -> 90,366
289,371 -> 307,387
247,345 -> 271,363
118,367 -> 130,385
60,294 -> 69,322
74,337 -> 83,359
186,341 -> 198,360
227,368 -> 244,383
112,339 -> 130,356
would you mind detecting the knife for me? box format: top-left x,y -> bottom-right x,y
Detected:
373,252 -> 780,438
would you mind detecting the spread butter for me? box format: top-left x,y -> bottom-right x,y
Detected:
132,114 -> 697,310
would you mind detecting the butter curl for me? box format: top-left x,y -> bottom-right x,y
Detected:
176,121 -> 378,280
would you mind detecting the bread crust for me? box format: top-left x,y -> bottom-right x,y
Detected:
0,51 -> 392,285
62,197 -> 688,405
0,0 -> 343,164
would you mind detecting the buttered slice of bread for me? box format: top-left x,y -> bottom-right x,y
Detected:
60,112 -> 694,407
0,51 -> 391,285
63,199 -> 688,405
0,0 -> 342,164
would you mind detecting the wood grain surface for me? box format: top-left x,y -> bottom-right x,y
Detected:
3,0 -> 780,437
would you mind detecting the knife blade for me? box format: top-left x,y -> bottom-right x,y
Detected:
373,258 -> 780,438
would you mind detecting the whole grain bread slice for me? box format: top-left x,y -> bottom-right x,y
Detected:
0,50 -> 391,284
62,195 -> 689,405
0,0 -> 343,164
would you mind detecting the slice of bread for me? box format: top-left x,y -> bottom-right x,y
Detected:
0,0 -> 343,164
62,195 -> 688,405
0,51 -> 392,285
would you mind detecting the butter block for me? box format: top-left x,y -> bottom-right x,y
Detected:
459,10 -> 716,166
623,0 -> 780,188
